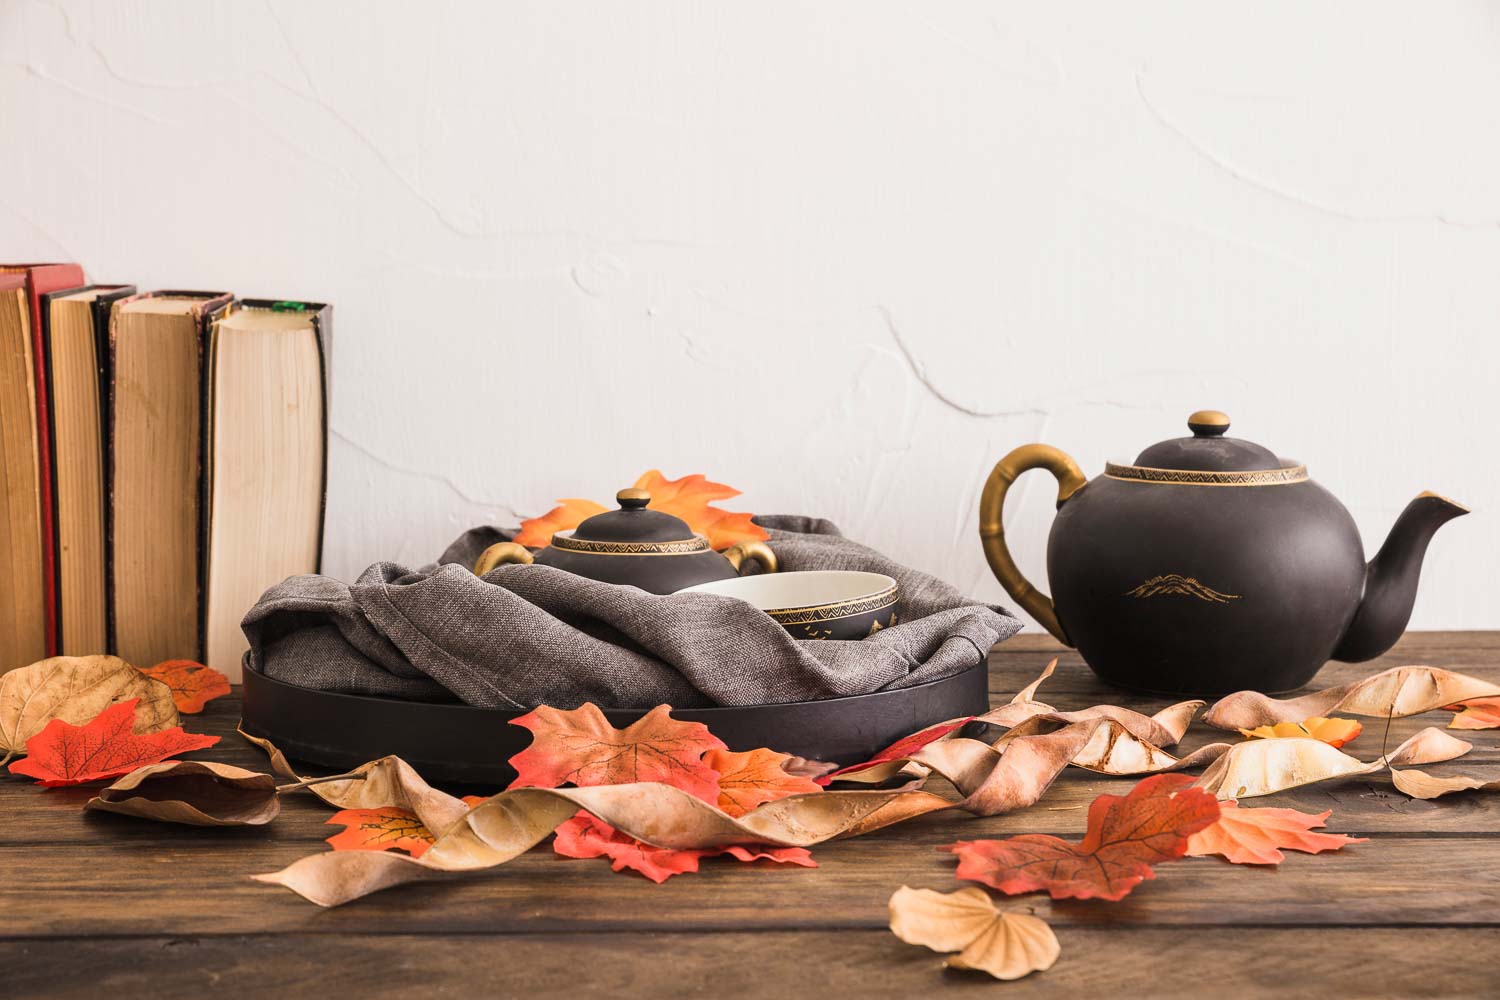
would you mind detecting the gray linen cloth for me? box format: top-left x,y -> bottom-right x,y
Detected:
242,515 -> 1021,709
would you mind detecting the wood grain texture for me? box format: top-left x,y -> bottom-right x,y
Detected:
1,631 -> 1495,998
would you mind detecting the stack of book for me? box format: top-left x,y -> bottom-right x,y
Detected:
0,263 -> 330,681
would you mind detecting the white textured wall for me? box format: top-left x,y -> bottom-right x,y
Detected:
3,1 -> 1497,633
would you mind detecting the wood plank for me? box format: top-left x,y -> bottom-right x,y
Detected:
4,929 -> 1498,1000
3,833 -> 1498,937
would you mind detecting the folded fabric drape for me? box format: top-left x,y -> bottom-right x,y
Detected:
242,515 -> 1021,710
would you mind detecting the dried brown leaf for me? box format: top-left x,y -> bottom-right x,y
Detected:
86,760 -> 279,826
1389,766 -> 1500,799
1193,727 -> 1472,799
0,655 -> 177,755
1203,666 -> 1500,730
888,886 -> 1059,981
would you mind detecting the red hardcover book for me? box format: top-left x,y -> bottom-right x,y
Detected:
1,263 -> 85,657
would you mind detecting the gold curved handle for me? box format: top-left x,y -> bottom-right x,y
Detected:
473,541 -> 535,576
723,540 -> 778,575
979,444 -> 1087,644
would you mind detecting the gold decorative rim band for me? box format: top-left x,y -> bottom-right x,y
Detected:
551,534 -> 710,556
1104,462 -> 1308,486
767,587 -> 900,625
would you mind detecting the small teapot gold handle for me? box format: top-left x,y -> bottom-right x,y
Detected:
723,540 -> 778,575
979,444 -> 1087,644
474,541 -> 534,576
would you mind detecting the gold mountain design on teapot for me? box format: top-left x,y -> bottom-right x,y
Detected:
979,410 -> 1468,695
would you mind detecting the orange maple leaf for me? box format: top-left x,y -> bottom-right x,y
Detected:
703,747 -> 824,817
325,807 -> 438,857
1446,697 -> 1500,731
7,699 -> 219,787
512,471 -> 767,552
507,703 -> 726,803
1238,716 -> 1363,748
552,813 -> 815,882
1185,801 -> 1367,865
941,774 -> 1220,901
632,470 -> 768,550
139,660 -> 231,714
512,498 -> 609,548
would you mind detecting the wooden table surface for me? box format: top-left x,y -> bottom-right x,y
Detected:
4,632 -> 1498,998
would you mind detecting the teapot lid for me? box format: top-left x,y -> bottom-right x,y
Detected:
1131,411 -> 1283,472
567,488 -> 698,543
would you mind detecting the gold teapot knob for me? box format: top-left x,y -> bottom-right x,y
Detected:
1188,410 -> 1230,437
616,488 -> 651,509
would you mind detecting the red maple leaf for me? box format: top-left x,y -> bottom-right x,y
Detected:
703,747 -> 823,817
552,813 -> 815,883
508,703 -> 726,803
941,773 -> 1220,901
7,699 -> 220,787
138,660 -> 231,714
819,717 -> 973,784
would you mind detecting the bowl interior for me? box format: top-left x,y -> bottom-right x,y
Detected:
681,570 -> 897,611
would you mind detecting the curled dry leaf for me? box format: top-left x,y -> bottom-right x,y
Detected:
1389,765 -> 1500,799
1203,665 -> 1500,730
943,774 -> 1220,901
1193,727 -> 1473,800
239,728 -> 472,834
137,660 -> 231,714
0,655 -> 177,756
508,703 -> 726,803
8,700 -> 219,787
1185,801 -> 1366,864
819,717 -> 973,783
1446,697 -> 1500,731
256,780 -> 954,906
86,760 -> 278,826
888,886 -> 1059,982
1238,716 -> 1363,749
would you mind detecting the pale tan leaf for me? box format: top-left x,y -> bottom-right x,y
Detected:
86,761 -> 279,826
1203,666 -> 1500,730
888,885 -> 1059,982
1193,727 -> 1472,799
1390,767 -> 1500,799
0,655 -> 177,754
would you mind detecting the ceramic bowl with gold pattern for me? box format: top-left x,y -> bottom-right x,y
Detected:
681,570 -> 900,641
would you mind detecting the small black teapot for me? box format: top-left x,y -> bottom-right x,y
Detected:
981,410 -> 1468,695
474,488 -> 778,594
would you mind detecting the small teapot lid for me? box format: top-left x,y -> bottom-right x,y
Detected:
1132,411 -> 1283,472
567,488 -> 697,543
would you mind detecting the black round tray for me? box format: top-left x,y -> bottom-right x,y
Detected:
240,662 -> 990,786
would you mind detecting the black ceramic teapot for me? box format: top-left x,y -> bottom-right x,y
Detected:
980,410 -> 1468,695
474,488 -> 778,594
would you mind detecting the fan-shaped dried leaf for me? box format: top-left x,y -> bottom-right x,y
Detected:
1238,716 -> 1363,748
1446,697 -> 1500,731
1185,801 -> 1366,864
888,886 -> 1059,982
9,700 -> 218,786
943,774 -> 1220,900
1203,666 -> 1500,730
0,655 -> 177,755
508,703 -> 726,802
137,660 -> 230,714
86,760 -> 278,826
1193,727 -> 1472,799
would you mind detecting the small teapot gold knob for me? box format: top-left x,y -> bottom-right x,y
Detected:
616,488 -> 651,509
1188,410 -> 1230,437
